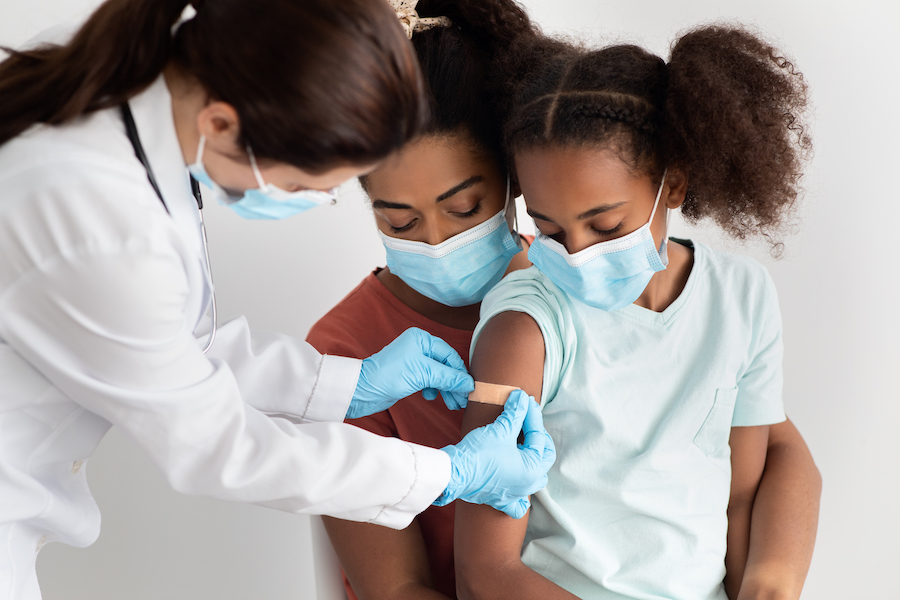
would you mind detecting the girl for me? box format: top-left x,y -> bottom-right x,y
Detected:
455,25 -> 821,600
307,10 -> 819,600
0,0 -> 553,597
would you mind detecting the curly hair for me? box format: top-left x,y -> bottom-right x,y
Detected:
503,24 -> 812,248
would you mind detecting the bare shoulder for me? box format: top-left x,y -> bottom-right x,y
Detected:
464,311 -> 545,439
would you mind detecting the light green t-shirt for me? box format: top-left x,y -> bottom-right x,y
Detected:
472,240 -> 785,600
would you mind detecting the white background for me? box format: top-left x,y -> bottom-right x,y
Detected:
2,0 -> 898,598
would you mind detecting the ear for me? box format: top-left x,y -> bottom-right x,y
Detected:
663,166 -> 688,210
196,101 -> 243,158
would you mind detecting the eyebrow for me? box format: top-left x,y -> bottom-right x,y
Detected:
527,201 -> 627,223
436,175 -> 484,203
371,175 -> 485,211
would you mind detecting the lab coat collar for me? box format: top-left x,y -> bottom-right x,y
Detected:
126,76 -> 205,259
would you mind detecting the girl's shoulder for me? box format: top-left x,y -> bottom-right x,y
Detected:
689,240 -> 780,318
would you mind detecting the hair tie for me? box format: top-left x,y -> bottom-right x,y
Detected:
387,0 -> 451,39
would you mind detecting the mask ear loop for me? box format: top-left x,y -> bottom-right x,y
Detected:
246,146 -> 269,190
654,169 -> 670,263
647,168 -> 668,225
503,174 -> 518,233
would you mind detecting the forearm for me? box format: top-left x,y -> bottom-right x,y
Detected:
454,501 -> 578,600
456,552 -> 578,600
323,515 -> 452,600
738,419 -> 821,600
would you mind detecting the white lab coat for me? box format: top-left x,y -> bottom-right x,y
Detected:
0,75 -> 451,600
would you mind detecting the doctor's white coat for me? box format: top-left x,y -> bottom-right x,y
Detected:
0,76 -> 451,600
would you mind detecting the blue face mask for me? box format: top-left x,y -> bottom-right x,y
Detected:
528,170 -> 669,311
187,136 -> 337,220
379,178 -> 522,307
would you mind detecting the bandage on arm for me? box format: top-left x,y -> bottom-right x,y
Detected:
468,382 -> 520,406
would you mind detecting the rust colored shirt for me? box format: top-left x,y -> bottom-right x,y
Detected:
307,269 -> 471,600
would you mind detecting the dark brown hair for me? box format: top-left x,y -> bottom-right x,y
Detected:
0,0 -> 426,171
409,0 -> 539,164
504,25 -> 812,247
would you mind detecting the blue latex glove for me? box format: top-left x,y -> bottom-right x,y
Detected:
434,389 -> 556,518
348,327 -> 475,419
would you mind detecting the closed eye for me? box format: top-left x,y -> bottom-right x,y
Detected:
389,220 -> 416,234
593,223 -> 624,236
453,201 -> 483,218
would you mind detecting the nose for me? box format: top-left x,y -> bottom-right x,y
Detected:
563,229 -> 597,255
419,219 -> 462,246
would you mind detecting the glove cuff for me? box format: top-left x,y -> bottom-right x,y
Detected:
433,445 -> 465,506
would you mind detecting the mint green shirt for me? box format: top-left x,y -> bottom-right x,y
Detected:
473,240 -> 785,600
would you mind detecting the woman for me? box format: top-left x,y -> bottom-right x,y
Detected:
0,1 -> 554,598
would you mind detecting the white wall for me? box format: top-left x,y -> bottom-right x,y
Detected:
3,0 -> 898,598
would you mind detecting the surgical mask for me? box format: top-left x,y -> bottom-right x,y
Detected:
528,170 -> 669,311
187,136 -> 337,220
379,177 -> 522,307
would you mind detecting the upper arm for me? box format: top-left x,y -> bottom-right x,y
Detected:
456,310 -> 546,583
464,310 -> 546,434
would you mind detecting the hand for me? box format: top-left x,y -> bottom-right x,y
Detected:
348,327 -> 475,419
435,390 -> 556,518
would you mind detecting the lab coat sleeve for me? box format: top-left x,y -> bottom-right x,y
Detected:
204,316 -> 359,424
0,236 -> 450,529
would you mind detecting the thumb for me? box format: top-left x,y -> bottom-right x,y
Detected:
492,389 -> 530,437
520,395 -> 548,457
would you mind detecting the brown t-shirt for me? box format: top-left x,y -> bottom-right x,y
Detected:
306,269 -> 470,600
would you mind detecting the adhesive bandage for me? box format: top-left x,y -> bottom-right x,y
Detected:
468,382 -> 520,406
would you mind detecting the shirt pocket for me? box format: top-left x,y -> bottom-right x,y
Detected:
693,387 -> 738,457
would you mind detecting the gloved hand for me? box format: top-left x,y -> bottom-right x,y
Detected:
348,327 -> 475,419
434,389 -> 556,518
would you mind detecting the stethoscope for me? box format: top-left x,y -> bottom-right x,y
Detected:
121,103 -> 217,354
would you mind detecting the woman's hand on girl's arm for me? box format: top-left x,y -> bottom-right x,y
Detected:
735,418 -> 821,600
322,516 -> 451,600
454,311 -> 578,600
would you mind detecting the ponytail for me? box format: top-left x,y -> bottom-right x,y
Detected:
663,25 -> 811,243
0,0 -> 190,146
0,0 -> 427,171
504,24 -> 811,248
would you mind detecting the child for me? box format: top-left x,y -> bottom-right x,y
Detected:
455,25 -> 820,600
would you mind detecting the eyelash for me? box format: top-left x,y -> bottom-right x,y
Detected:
593,223 -> 624,236
389,222 -> 414,234
455,202 -> 483,218
388,201 -> 483,234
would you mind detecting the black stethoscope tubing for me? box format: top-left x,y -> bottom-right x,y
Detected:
120,102 -> 217,353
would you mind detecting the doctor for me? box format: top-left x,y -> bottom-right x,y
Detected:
0,0 -> 555,598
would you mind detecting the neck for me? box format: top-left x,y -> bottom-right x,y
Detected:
375,239 -> 533,330
164,63 -> 206,166
376,268 -> 482,330
633,238 -> 693,312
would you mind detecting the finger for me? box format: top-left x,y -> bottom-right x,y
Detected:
500,497 -> 531,519
421,362 -> 475,396
541,430 -> 557,470
422,387 -> 438,401
520,396 -> 548,456
525,474 -> 549,496
492,389 -> 529,437
412,328 -> 468,372
440,389 -> 468,411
